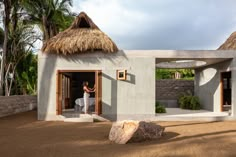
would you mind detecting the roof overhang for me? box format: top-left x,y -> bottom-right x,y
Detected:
38,49 -> 236,69
122,50 -> 236,69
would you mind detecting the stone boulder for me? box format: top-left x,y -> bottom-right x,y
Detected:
109,120 -> 165,144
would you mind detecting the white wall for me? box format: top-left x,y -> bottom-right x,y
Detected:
38,51 -> 156,120
38,50 -> 236,120
195,60 -> 232,112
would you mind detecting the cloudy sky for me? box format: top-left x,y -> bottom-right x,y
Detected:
71,0 -> 236,50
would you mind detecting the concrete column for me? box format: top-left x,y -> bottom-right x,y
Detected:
231,59 -> 236,117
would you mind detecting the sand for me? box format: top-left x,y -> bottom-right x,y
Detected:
0,111 -> 236,157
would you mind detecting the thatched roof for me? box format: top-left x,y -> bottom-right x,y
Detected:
218,32 -> 236,50
42,12 -> 118,54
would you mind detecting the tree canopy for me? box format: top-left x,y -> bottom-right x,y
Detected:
0,0 -> 75,95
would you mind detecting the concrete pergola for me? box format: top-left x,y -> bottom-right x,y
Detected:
126,50 -> 234,68
121,50 -> 236,118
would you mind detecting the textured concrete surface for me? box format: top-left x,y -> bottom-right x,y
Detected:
156,80 -> 194,100
231,58 -> 236,117
38,50 -> 236,120
38,51 -> 156,120
195,60 -> 232,112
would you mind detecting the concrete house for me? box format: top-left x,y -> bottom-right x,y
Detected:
38,12 -> 236,121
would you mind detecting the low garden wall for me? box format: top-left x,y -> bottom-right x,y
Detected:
0,95 -> 37,118
156,79 -> 194,107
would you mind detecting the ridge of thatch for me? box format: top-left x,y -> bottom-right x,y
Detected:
41,12 -> 118,54
218,32 -> 236,50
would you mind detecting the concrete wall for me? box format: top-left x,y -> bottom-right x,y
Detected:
38,50 -> 236,120
0,95 -> 37,118
156,80 -> 194,107
195,60 -> 232,112
38,51 -> 156,120
231,59 -> 236,117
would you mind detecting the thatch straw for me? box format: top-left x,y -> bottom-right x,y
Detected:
42,12 -> 118,54
218,32 -> 236,50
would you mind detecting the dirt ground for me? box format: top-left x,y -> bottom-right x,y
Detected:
0,111 -> 236,157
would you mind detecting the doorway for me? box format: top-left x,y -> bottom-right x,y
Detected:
56,70 -> 102,115
221,71 -> 231,111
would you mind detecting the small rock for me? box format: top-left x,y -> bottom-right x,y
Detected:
109,120 -> 165,144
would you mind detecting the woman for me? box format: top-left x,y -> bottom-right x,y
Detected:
83,81 -> 95,114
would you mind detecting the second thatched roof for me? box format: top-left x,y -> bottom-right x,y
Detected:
42,12 -> 118,54
218,32 -> 236,50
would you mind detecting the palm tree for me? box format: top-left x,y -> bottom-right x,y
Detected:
0,0 -> 75,95
16,52 -> 37,95
0,28 -> 4,46
22,0 -> 74,41
0,0 -> 39,95
5,23 -> 39,95
0,0 -> 11,95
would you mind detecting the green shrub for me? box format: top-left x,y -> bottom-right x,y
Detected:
190,96 -> 201,110
155,101 -> 166,113
156,69 -> 194,80
178,95 -> 201,110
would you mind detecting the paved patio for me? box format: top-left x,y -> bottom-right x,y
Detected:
156,108 -> 231,121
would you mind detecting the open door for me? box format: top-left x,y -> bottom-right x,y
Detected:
95,70 -> 102,115
56,71 -> 63,115
221,71 -> 231,112
57,70 -> 101,115
62,75 -> 71,109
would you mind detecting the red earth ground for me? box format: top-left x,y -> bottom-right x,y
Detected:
0,111 -> 236,157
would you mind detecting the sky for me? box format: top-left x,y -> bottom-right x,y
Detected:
70,0 -> 236,50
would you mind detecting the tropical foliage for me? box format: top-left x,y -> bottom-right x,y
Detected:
178,92 -> 201,110
0,0 -> 75,96
156,69 -> 194,80
155,101 -> 166,113
16,52 -> 37,95
22,0 -> 74,41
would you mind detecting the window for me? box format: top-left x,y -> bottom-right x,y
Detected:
117,70 -> 127,80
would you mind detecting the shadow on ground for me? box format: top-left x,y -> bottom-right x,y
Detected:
0,111 -> 236,157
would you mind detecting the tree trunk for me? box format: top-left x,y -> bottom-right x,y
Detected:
4,63 -> 11,96
0,0 -> 11,96
8,68 -> 15,96
42,15 -> 50,41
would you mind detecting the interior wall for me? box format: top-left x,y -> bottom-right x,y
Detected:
195,60 -> 232,112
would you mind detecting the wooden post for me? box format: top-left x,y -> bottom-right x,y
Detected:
95,70 -> 102,115
56,71 -> 62,115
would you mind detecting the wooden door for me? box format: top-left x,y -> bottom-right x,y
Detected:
56,71 -> 63,115
95,70 -> 102,115
221,72 -> 231,112
63,75 -> 71,109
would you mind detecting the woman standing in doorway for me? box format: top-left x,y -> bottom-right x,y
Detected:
83,81 -> 95,114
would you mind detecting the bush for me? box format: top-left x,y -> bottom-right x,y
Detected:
155,101 -> 166,113
156,69 -> 194,80
190,96 -> 201,110
178,95 -> 201,110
